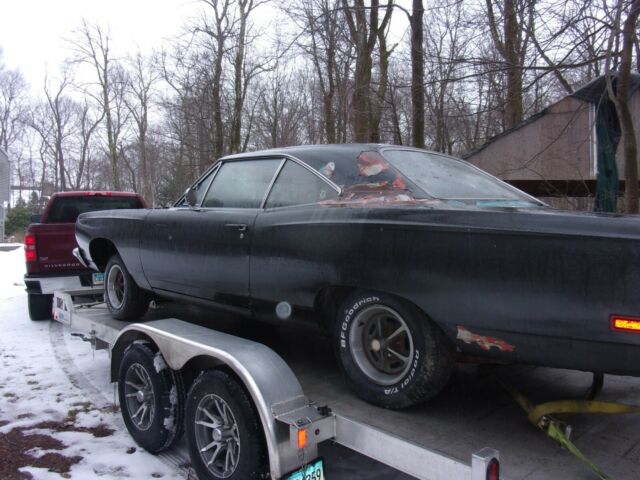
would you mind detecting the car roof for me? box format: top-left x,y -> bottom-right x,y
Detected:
219,143 -> 434,189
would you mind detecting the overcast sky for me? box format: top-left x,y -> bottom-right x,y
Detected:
0,0 -> 411,94
0,0 -> 202,90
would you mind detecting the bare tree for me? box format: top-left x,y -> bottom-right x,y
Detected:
125,52 -> 159,204
342,0 -> 394,142
69,20 -> 121,189
606,0 -> 640,213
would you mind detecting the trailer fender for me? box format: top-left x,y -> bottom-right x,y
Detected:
111,318 -> 309,479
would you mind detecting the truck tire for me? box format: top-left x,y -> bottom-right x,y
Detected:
105,254 -> 150,320
118,342 -> 184,453
334,291 -> 454,409
185,370 -> 268,480
28,293 -> 53,321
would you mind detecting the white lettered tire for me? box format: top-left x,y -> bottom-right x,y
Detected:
334,291 -> 454,409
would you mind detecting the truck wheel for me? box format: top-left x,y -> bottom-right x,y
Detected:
118,342 -> 184,453
334,291 -> 454,409
28,293 -> 53,321
185,370 -> 268,480
105,254 -> 150,320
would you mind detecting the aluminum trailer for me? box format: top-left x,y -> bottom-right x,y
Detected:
52,288 -> 500,480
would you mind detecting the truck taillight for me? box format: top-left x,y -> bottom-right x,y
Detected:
25,233 -> 37,262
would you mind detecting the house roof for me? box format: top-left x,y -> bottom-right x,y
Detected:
464,73 -> 640,159
571,72 -> 640,104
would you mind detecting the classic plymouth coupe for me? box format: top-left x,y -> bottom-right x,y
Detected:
75,144 -> 640,409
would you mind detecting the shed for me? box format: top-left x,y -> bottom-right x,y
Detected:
465,74 -> 640,211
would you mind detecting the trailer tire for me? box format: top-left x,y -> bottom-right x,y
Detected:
105,254 -> 149,320
186,370 -> 268,480
118,342 -> 184,453
28,293 -> 52,321
334,291 -> 454,409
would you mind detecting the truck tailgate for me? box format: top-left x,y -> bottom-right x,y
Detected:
28,223 -> 85,274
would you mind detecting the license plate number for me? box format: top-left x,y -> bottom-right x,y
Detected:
286,458 -> 325,480
92,272 -> 104,286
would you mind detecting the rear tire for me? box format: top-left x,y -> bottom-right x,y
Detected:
118,342 -> 184,453
28,293 -> 52,321
185,370 -> 268,480
334,291 -> 454,409
105,254 -> 150,320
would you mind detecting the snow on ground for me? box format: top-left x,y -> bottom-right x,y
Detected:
0,247 -> 188,479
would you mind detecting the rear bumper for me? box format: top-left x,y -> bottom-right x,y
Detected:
25,272 -> 99,295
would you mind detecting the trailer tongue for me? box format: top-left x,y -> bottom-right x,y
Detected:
52,288 -> 500,480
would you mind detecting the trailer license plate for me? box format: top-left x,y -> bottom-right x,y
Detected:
92,273 -> 104,286
286,458 -> 324,480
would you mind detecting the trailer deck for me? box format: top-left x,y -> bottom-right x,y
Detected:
55,292 -> 640,479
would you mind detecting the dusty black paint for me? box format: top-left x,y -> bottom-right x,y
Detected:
76,145 -> 640,376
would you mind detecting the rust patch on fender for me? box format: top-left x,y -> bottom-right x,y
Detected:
457,326 -> 515,352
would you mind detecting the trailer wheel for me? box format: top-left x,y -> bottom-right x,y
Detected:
118,342 -> 184,453
334,291 -> 454,409
186,370 -> 268,480
28,293 -> 53,321
105,254 -> 149,320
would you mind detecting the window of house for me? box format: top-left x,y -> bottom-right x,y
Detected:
202,159 -> 281,208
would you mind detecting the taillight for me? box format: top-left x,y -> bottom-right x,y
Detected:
24,233 -> 37,262
486,458 -> 500,480
611,315 -> 640,333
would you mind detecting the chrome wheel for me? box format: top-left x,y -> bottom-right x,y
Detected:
107,264 -> 125,309
193,394 -> 241,478
349,305 -> 415,386
123,363 -> 155,431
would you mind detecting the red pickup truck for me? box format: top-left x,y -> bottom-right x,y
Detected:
24,191 -> 146,320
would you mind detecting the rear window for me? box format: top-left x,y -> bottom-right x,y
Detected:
47,196 -> 142,223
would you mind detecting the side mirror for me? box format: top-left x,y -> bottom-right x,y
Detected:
185,188 -> 198,207
30,214 -> 41,224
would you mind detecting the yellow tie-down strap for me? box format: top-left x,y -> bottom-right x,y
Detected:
494,374 -> 640,480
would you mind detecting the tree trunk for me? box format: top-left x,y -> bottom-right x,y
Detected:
616,0 -> 640,213
410,0 -> 425,148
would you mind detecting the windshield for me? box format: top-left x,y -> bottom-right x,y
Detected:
383,149 -> 538,204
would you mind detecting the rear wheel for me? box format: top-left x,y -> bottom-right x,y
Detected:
185,370 -> 268,480
105,254 -> 150,320
28,293 -> 53,321
334,291 -> 454,409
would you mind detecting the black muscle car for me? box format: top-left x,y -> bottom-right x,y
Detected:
75,144 -> 640,409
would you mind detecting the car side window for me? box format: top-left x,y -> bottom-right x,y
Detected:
177,167 -> 217,207
202,159 -> 281,208
265,160 -> 338,208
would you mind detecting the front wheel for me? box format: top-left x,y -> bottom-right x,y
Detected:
105,254 -> 150,320
334,291 -> 454,409
118,343 -> 184,453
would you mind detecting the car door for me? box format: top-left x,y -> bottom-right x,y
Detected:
144,158 -> 282,310
251,159 -> 340,315
140,165 -> 218,294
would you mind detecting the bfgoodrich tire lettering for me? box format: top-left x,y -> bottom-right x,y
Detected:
118,342 -> 184,453
104,254 -> 150,320
335,291 -> 454,409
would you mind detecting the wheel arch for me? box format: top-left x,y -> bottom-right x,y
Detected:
89,238 -> 119,272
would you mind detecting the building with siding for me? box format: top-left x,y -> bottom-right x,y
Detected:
465,75 -> 640,211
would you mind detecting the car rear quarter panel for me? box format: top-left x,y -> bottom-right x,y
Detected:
76,209 -> 151,290
251,205 -> 640,375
